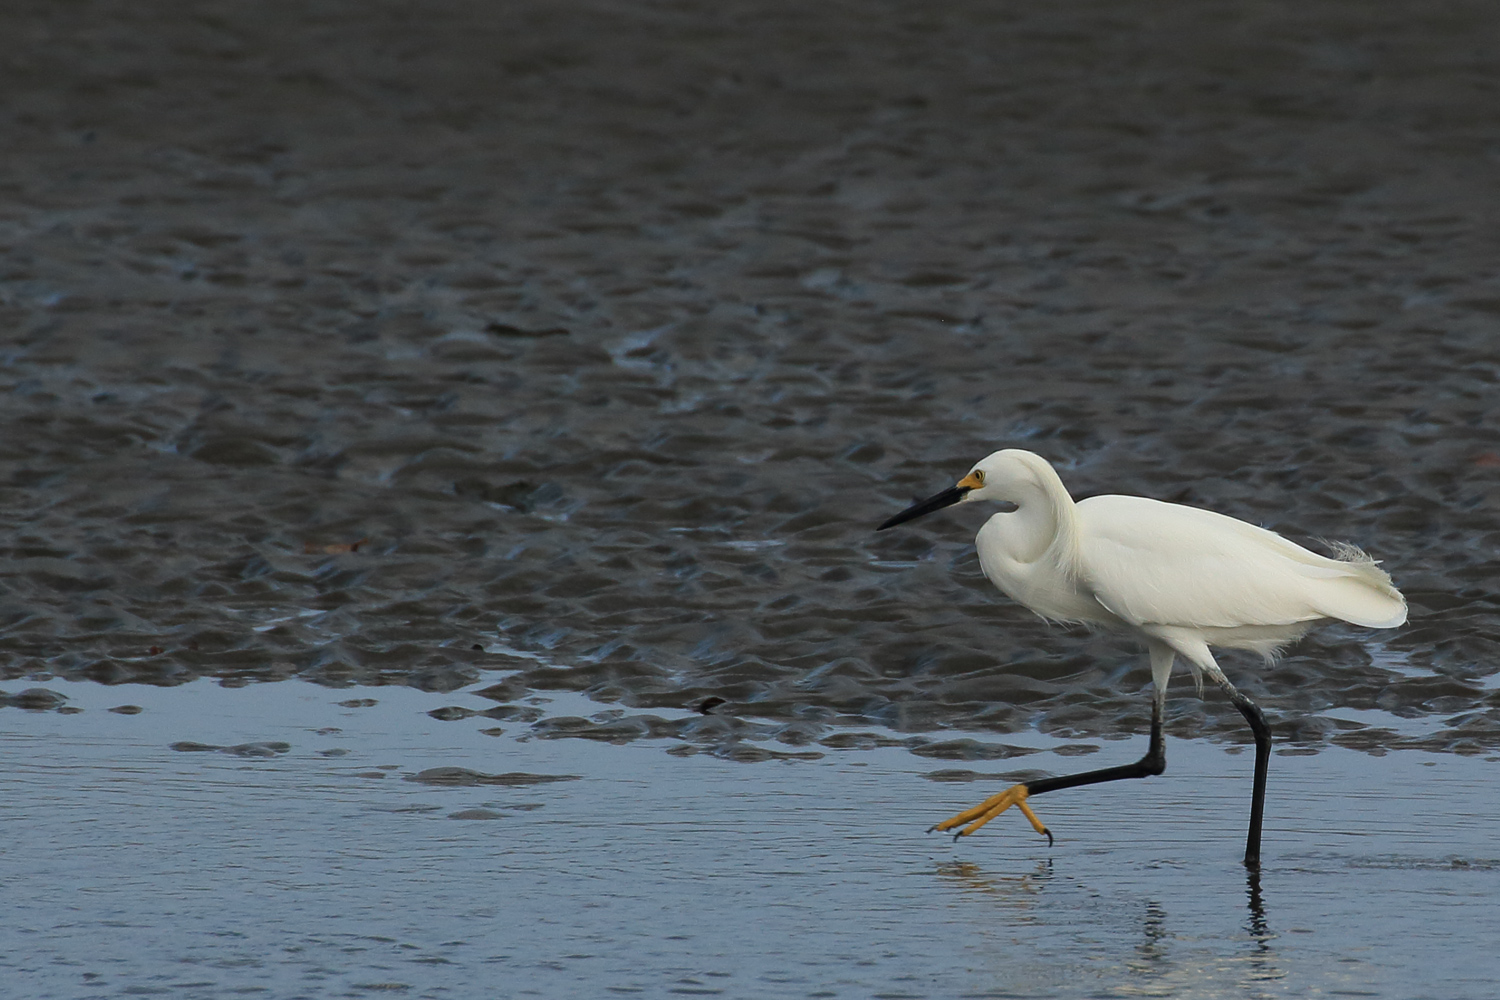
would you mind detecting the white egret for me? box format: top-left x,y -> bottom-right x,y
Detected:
878,449 -> 1406,867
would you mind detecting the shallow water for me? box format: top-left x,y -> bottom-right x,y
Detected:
6,680 -> 1500,999
3,1 -> 1500,996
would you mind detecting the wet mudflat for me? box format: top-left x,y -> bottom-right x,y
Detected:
5,680 -> 1500,1000
3,0 -> 1500,746
4,0 -> 1500,996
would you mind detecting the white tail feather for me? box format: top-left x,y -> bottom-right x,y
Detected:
1310,541 -> 1407,628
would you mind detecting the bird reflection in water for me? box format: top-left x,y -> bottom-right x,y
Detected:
936,859 -> 1285,990
934,858 -> 1053,911
1137,900 -> 1169,964
1246,867 -> 1275,952
1246,868 -> 1268,938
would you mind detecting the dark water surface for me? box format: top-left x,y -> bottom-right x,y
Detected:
3,0 -> 1500,995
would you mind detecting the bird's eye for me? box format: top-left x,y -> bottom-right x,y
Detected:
973,470 -> 985,485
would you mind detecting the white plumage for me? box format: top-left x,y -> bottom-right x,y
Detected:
961,448 -> 1406,693
877,447 -> 1407,864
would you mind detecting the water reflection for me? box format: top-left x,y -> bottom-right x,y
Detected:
1138,899 -> 1168,963
934,858 -> 1053,913
1244,868 -> 1282,990
1245,868 -> 1270,945
934,857 -> 1288,997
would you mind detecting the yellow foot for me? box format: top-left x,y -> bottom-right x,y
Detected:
929,783 -> 1054,845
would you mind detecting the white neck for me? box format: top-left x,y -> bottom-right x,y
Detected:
993,463 -> 1080,566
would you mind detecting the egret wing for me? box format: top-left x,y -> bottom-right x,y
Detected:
1074,495 -> 1384,630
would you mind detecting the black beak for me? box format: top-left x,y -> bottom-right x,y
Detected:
877,485 -> 970,531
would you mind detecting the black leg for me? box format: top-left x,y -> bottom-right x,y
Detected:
932,695 -> 1167,842
1225,688 -> 1271,869
1026,694 -> 1165,798
934,668 -> 1272,864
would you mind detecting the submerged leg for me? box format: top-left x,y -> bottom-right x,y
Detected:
1212,672 -> 1271,869
932,646 -> 1172,843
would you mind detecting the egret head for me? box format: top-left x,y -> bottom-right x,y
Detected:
877,450 -> 1045,530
